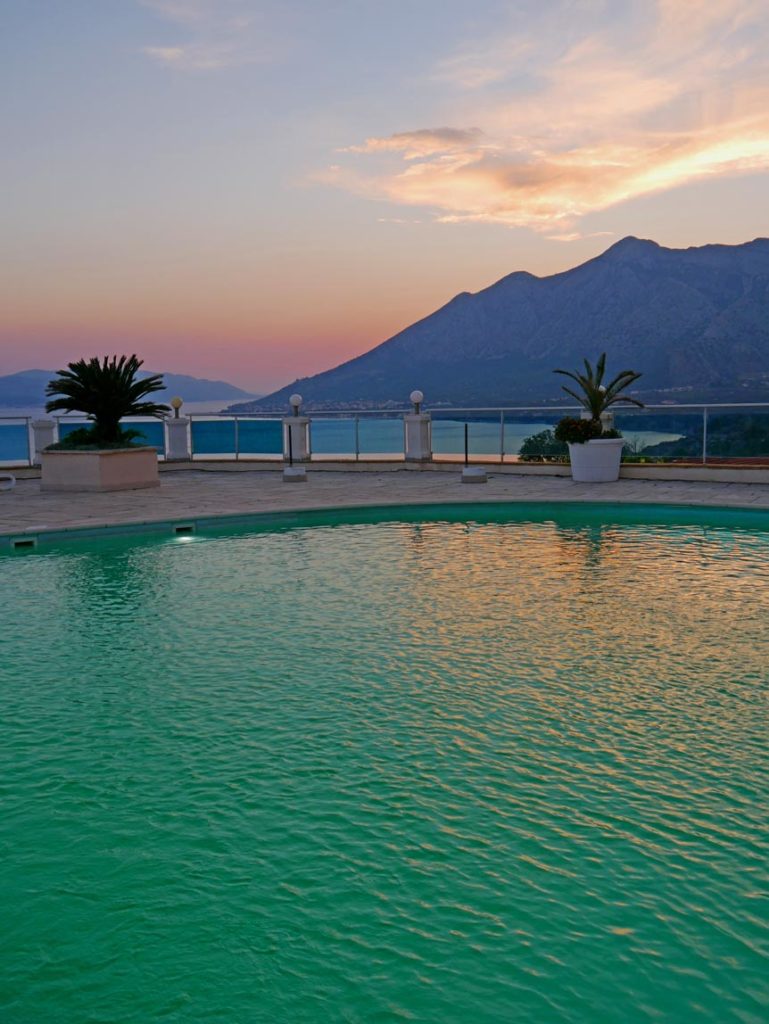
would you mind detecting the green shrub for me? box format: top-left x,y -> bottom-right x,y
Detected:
46,426 -> 147,451
518,429 -> 568,462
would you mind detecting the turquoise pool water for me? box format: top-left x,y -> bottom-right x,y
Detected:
2,504 -> 768,1023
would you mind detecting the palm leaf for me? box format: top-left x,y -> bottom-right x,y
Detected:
553,352 -> 643,419
45,354 -> 170,443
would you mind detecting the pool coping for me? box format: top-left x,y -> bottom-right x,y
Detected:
3,493 -> 769,551
8,458 -> 769,484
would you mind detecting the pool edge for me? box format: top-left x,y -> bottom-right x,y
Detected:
3,495 -> 769,551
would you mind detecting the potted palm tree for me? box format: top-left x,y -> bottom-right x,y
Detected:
41,355 -> 169,492
554,354 -> 643,482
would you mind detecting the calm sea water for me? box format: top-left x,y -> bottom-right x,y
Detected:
0,418 -> 681,463
1,504 -> 767,1023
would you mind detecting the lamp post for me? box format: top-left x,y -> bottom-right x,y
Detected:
170,396 -> 183,419
283,392 -> 309,480
404,388 -> 432,463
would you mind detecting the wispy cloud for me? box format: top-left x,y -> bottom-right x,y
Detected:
324,0 -> 769,233
140,0 -> 283,71
341,128 -> 485,160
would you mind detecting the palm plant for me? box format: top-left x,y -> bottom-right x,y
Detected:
45,355 -> 169,445
554,353 -> 643,422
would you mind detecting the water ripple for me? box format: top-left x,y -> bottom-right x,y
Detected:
1,508 -> 768,1022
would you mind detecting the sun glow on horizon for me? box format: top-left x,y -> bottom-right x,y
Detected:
1,0 -> 768,389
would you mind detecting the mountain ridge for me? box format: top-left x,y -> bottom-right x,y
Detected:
0,369 -> 258,408
230,236 -> 769,411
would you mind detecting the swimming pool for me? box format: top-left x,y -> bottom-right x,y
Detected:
2,504 -> 768,1022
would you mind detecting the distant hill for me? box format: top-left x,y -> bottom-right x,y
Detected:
0,369 -> 258,408
229,236 -> 769,411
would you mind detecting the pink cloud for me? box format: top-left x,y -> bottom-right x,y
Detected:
325,0 -> 769,231
341,128 -> 485,160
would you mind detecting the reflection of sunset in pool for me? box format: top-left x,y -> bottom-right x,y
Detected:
2,505 -> 767,1023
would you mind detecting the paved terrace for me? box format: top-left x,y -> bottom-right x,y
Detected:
2,464 -> 769,539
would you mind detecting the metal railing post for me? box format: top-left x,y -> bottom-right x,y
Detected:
234,416 -> 240,461
354,416 -> 360,461
499,409 -> 505,463
702,407 -> 708,465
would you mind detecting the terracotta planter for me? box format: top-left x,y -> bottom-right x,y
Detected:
41,447 -> 159,492
567,438 -> 626,482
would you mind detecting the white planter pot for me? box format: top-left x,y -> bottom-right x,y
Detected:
567,438 -> 625,482
41,447 -> 159,492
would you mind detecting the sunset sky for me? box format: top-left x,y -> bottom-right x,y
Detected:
2,0 -> 768,393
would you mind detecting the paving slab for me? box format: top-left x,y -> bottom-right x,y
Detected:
1,467 -> 769,540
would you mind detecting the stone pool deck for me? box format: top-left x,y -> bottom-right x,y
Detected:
2,466 -> 769,540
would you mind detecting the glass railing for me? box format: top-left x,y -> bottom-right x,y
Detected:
431,408 -> 570,462
0,417 -> 32,465
3,404 -> 769,466
189,416 -> 282,459
429,404 -> 769,464
186,412 -> 408,461
612,405 -> 769,463
700,408 -> 769,461
309,413 -> 405,460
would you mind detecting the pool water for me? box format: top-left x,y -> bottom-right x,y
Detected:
1,504 -> 768,1023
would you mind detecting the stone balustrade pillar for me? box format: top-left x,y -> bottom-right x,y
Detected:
165,416 -> 191,460
404,413 -> 432,462
282,416 -> 311,463
31,419 -> 56,464
404,389 -> 432,463
282,393 -> 310,479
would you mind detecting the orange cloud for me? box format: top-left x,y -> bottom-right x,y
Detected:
325,0 -> 769,231
341,128 -> 485,160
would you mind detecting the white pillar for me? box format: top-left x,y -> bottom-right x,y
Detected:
31,419 -> 56,464
283,416 -> 310,462
404,389 -> 432,463
404,414 -> 431,462
165,416 -> 191,460
600,411 -> 615,430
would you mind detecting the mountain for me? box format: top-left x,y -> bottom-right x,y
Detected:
230,236 -> 769,411
0,369 -> 258,408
